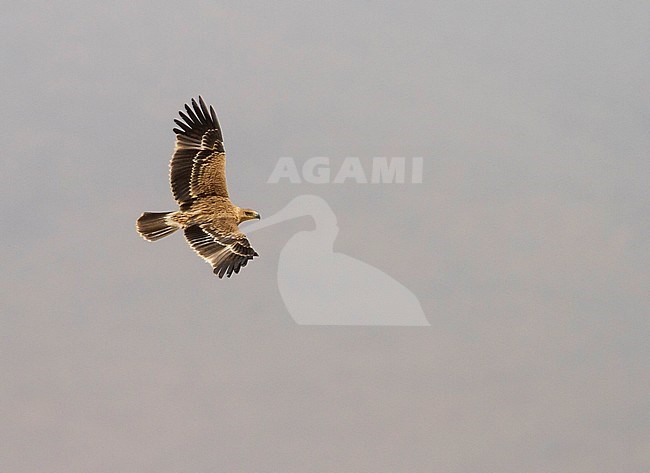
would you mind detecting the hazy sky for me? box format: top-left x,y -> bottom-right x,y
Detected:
2,1 -> 649,472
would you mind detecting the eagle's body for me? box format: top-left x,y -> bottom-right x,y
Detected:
136,97 -> 260,278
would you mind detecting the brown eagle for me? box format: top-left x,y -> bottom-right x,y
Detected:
136,97 -> 260,278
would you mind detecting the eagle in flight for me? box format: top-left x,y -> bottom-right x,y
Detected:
136,97 -> 260,278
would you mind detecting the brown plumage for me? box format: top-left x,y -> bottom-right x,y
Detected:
136,97 -> 260,278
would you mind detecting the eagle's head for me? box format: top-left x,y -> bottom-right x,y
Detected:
237,207 -> 261,223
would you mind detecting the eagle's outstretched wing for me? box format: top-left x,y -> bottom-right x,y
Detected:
184,223 -> 258,278
170,97 -> 228,204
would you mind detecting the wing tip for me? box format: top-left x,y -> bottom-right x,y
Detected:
211,252 -> 257,278
173,96 -> 222,140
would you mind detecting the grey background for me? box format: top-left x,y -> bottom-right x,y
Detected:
2,1 -> 648,472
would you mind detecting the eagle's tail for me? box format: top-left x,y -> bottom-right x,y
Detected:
136,212 -> 179,241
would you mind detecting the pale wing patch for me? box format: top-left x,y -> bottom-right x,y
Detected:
189,151 -> 228,198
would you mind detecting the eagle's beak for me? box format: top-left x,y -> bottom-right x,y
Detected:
256,213 -> 261,220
